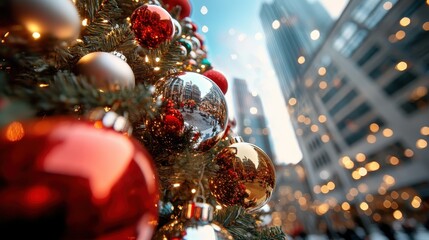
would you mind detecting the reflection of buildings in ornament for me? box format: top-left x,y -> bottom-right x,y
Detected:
183,82 -> 201,103
168,78 -> 184,103
262,0 -> 429,233
202,86 -> 220,103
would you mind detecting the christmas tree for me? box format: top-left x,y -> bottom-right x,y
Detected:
0,0 -> 285,239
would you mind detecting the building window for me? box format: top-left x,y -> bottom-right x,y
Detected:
344,118 -> 384,146
329,89 -> 358,116
342,30 -> 368,57
321,77 -> 348,103
368,56 -> 397,80
401,0 -> 425,18
402,30 -> 429,62
336,103 -> 372,131
314,151 -> 331,169
400,89 -> 429,114
384,71 -> 418,96
333,22 -> 357,51
357,44 -> 380,66
333,22 -> 368,57
352,0 -> 398,29
352,0 -> 381,24
366,141 -> 412,168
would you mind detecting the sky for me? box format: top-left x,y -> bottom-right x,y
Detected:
189,0 -> 348,164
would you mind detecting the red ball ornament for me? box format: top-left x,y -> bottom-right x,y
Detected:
164,108 -> 185,134
0,118 -> 159,239
148,100 -> 185,137
163,0 -> 191,20
194,32 -> 205,47
190,22 -> 198,32
131,4 -> 175,49
203,70 -> 228,94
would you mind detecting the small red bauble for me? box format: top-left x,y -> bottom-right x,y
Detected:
131,4 -> 175,49
194,32 -> 205,47
0,118 -> 159,239
164,108 -> 185,134
163,0 -> 191,20
190,22 -> 198,32
203,69 -> 228,94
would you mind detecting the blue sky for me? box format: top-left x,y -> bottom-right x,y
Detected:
188,0 -> 348,164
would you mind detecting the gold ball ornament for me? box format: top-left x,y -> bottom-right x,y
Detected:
8,0 -> 80,42
76,52 -> 135,91
209,137 -> 276,212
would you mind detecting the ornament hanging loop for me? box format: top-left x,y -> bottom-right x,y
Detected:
193,194 -> 206,204
193,163 -> 206,203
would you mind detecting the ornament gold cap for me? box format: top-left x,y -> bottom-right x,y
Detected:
183,202 -> 213,222
87,108 -> 133,135
230,136 -> 244,144
110,51 -> 127,62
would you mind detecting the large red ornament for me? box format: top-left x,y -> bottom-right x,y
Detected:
203,69 -> 228,94
131,4 -> 175,49
163,0 -> 191,20
0,118 -> 159,239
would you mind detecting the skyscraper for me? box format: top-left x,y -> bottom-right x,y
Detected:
260,0 -> 333,98
262,0 -> 429,233
231,78 -> 275,161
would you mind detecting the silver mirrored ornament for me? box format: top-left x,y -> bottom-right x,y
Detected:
172,18 -> 182,38
154,72 -> 228,152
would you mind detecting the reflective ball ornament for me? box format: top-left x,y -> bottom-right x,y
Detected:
7,0 -> 80,42
172,18 -> 182,38
203,70 -> 228,95
162,0 -> 192,20
76,52 -> 135,91
209,137 -> 276,212
154,202 -> 233,240
178,45 -> 188,58
0,118 -> 159,239
131,4 -> 175,49
189,36 -> 201,50
179,38 -> 193,55
154,72 -> 228,152
194,32 -> 205,47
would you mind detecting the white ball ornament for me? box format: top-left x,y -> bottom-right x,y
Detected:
76,52 -> 135,91
11,0 -> 81,42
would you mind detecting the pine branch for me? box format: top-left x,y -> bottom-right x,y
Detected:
134,41 -> 185,85
214,206 -> 287,240
2,71 -> 158,122
257,227 -> 287,240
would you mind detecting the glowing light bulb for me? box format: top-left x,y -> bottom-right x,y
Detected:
310,29 -> 320,40
272,20 -> 280,30
32,32 -> 41,39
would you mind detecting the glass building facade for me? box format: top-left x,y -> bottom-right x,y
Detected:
261,0 -> 429,235
231,78 -> 275,162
